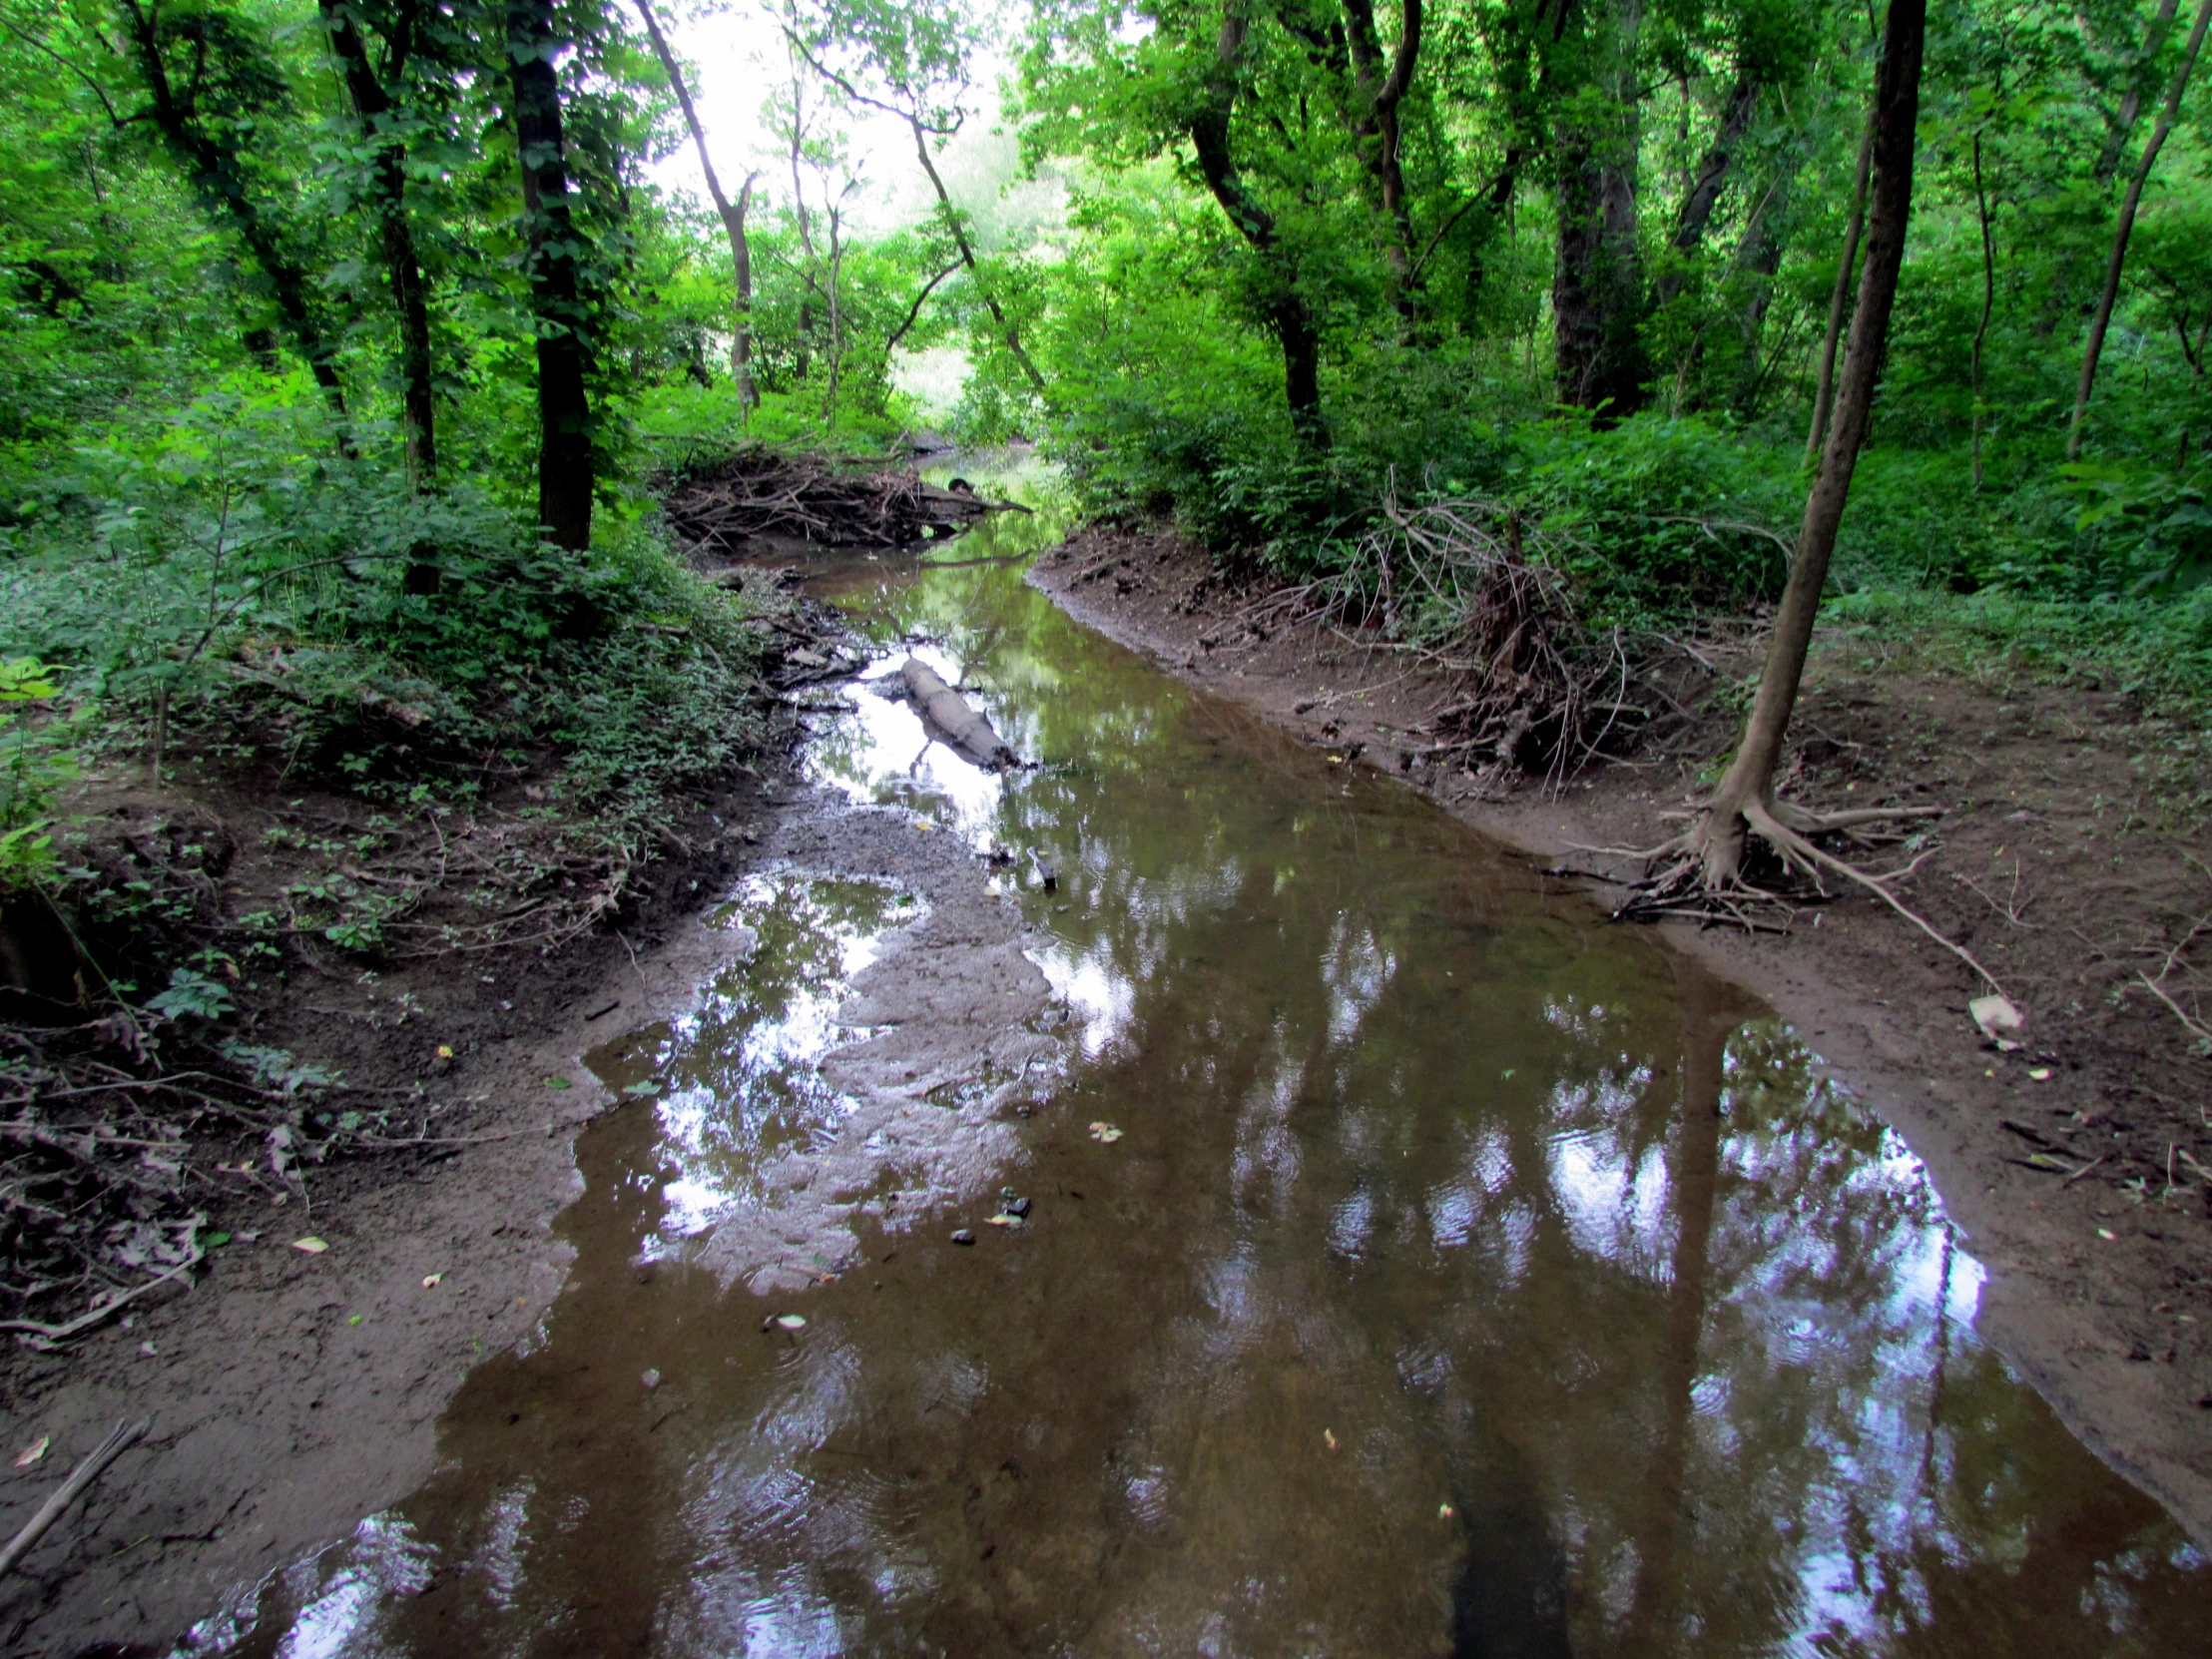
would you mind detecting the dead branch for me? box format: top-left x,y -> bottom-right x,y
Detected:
0,1418 -> 150,1575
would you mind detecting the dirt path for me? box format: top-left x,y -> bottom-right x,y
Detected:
1031,524 -> 2212,1548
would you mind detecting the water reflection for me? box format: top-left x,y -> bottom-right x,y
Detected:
191,527 -> 2212,1656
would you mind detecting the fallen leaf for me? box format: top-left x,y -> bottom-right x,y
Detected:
204,1232 -> 232,1249
2097,1228 -> 2117,1241
1323,1428 -> 1338,1451
1088,1122 -> 1123,1143
1968,994 -> 2024,1051
421,1273 -> 443,1289
2027,1066 -> 2053,1081
776,1314 -> 808,1331
543,1075 -> 573,1090
291,1236 -> 328,1254
436,1044 -> 454,1059
14,1436 -> 48,1467
347,1313 -> 362,1326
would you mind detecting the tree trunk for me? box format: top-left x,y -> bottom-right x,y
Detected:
2095,0 -> 2182,183
631,0 -> 757,409
1700,0 -> 1925,882
1653,73 -> 1758,311
118,0 -> 352,441
825,201 -> 844,427
905,117 -> 1046,396
1552,0 -> 1645,418
1192,3 -> 1328,445
505,0 -> 595,550
1340,0 -> 1423,313
1969,130 -> 1995,491
319,0 -> 436,481
1552,138 -> 1645,417
1727,175 -> 1791,416
2069,0 -> 2212,461
1802,106 -> 1875,469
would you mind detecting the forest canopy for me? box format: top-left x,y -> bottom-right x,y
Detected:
3,0 -> 2211,887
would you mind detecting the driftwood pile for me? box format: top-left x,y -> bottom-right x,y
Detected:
1294,495 -> 1634,789
664,447 -> 995,553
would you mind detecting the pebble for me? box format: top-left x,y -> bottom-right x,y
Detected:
1005,1195 -> 1032,1218
951,1229 -> 976,1246
641,1369 -> 661,1390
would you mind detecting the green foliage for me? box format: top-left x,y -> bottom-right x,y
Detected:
0,656 -> 73,892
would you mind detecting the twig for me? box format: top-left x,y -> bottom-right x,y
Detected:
0,1418 -> 150,1575
0,1253 -> 203,1345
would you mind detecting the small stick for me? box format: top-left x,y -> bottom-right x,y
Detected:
0,1418 -> 150,1575
0,1253 -> 203,1344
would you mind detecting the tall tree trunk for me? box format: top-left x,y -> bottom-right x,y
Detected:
1802,105 -> 1875,470
1460,147 -> 1521,313
1728,175 -> 1791,415
1193,3 -> 1328,445
117,0 -> 352,442
505,0 -> 594,550
825,200 -> 844,427
1698,0 -> 1925,883
1553,140 -> 1645,416
1652,72 -> 1758,311
904,117 -> 1046,396
1969,130 -> 1995,491
1552,0 -> 1645,419
631,0 -> 757,409
2095,0 -> 2182,182
319,0 -> 436,481
2069,0 -> 2212,461
1340,0 -> 1423,314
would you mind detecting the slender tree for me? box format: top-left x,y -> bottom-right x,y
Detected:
1968,127 -> 1995,490
1192,1 -> 1328,443
1803,104 -> 1874,469
2068,0 -> 2212,461
1642,0 -> 1935,902
1652,71 -> 1759,312
318,0 -> 437,480
2093,0 -> 2182,183
632,0 -> 760,409
114,0 -> 352,438
1340,0 -> 1423,312
505,0 -> 595,549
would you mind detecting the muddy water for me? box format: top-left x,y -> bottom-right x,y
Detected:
192,519 -> 2212,1655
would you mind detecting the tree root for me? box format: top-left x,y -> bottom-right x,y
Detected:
1617,796 -> 2007,995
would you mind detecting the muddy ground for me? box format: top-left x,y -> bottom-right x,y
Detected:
1032,523 -> 2212,1549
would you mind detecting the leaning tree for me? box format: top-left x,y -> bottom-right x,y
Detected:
1630,0 -> 1991,985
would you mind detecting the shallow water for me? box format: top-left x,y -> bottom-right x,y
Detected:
193,516 -> 2212,1656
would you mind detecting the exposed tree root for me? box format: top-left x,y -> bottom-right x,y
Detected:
1616,795 -> 2007,995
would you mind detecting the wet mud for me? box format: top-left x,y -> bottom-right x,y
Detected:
181,497 -> 2212,1655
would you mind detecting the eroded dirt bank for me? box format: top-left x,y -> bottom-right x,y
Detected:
1032,524 -> 2212,1547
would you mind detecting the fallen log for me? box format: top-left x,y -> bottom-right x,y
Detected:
899,660 -> 1018,770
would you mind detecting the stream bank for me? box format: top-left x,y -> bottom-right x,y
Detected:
1030,521 -> 2212,1548
158,515 -> 2212,1656
13,486 -> 2212,1654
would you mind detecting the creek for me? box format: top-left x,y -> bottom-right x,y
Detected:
189,472 -> 2212,1655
